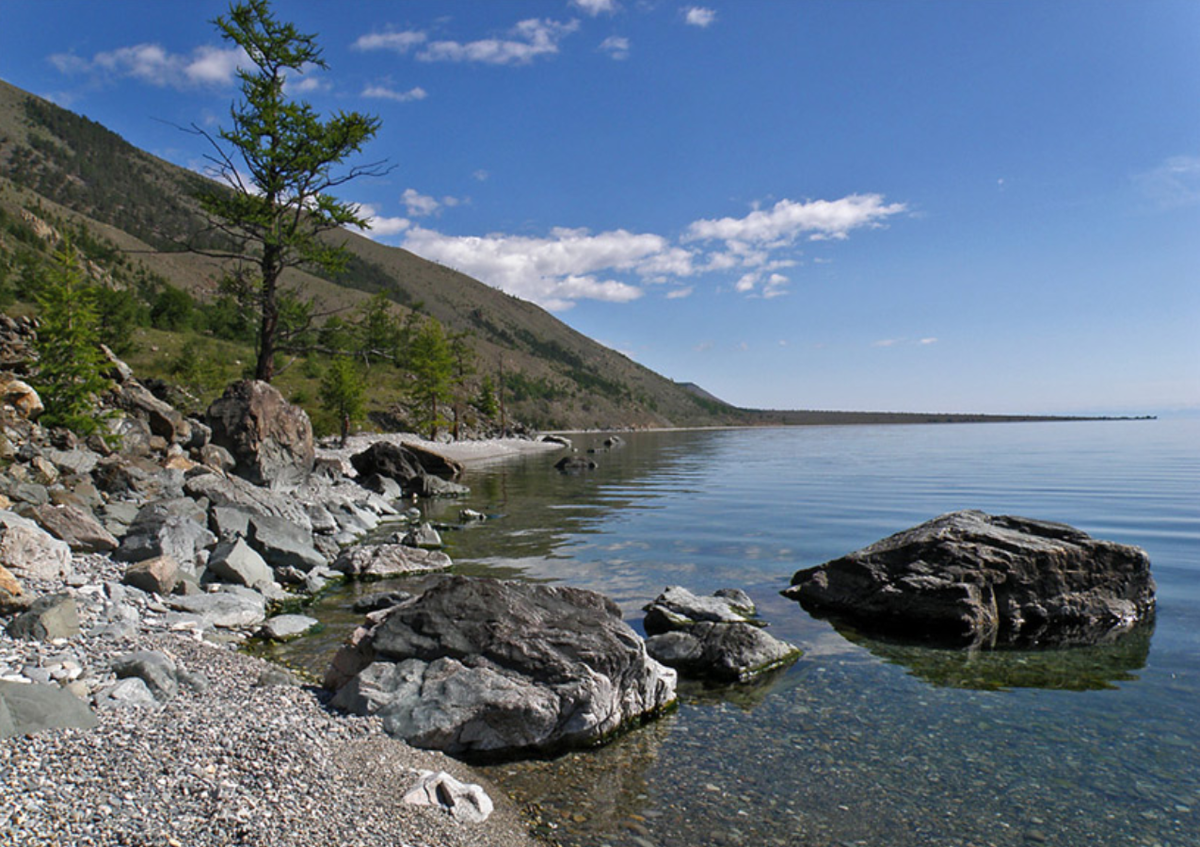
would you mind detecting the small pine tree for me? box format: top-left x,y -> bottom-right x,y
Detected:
33,240 -> 114,436
319,355 -> 366,446
408,317 -> 455,440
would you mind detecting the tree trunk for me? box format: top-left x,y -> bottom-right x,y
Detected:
255,249 -> 280,382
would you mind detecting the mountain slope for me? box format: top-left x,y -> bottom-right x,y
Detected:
0,77 -> 744,430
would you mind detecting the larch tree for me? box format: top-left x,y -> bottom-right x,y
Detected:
193,0 -> 386,382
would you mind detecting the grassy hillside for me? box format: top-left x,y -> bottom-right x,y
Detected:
0,77 -> 747,432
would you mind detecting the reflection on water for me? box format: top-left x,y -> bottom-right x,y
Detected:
272,422 -> 1200,847
828,618 -> 1155,691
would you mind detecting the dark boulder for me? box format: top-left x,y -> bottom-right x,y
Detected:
350,441 -> 467,498
326,576 -> 677,758
784,510 -> 1156,648
555,456 -> 597,474
206,380 -> 314,490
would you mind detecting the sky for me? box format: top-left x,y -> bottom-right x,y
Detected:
1,0 -> 1197,416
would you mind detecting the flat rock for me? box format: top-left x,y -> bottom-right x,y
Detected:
0,680 -> 97,738
784,510 -> 1157,647
167,587 -> 267,629
0,510 -> 72,580
33,502 -> 119,553
327,576 -> 677,757
260,613 -> 320,640
332,543 -> 452,578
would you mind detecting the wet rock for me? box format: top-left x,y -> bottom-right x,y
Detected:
327,576 -> 677,757
784,510 -> 1157,647
643,586 -> 800,683
206,380 -> 314,490
331,543 -> 452,578
0,679 -> 97,738
555,456 -> 597,473
402,522 -> 442,549
260,613 -> 319,641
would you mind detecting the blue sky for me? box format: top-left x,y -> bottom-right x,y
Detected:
2,0 -> 1197,415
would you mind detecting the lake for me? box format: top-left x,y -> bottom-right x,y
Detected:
276,419 -> 1200,847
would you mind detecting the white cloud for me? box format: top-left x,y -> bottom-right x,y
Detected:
402,188 -> 444,217
686,195 -> 907,246
684,7 -> 717,27
473,170 -> 490,182
352,203 -> 411,237
667,286 -> 694,300
416,19 -> 580,65
51,43 -> 248,89
353,31 -> 428,53
362,84 -> 427,102
920,337 -> 939,345
401,225 -> 686,310
762,273 -> 789,299
1134,155 -> 1200,209
573,0 -> 619,15
599,36 -> 631,60
872,339 -> 900,348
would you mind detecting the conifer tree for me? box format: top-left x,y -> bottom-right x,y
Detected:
33,240 -> 113,436
193,0 -> 386,382
408,318 -> 455,440
319,355 -> 366,446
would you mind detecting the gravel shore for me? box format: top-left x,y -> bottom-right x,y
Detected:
2,511 -> 544,847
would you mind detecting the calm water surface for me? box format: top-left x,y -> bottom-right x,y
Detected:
278,420 -> 1200,847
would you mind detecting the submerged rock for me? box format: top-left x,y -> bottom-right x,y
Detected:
784,510 -> 1156,648
326,575 -> 677,758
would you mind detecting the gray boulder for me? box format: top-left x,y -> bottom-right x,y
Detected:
167,586 -> 267,629
402,770 -> 494,823
114,503 -> 215,569
260,613 -> 319,640
6,593 -> 81,641
0,510 -> 73,580
123,555 -> 182,596
784,510 -> 1157,648
0,680 -> 97,738
643,586 -> 801,682
326,576 -> 677,757
184,470 -> 313,533
331,543 -> 452,578
111,651 -> 179,701
205,537 -> 274,592
206,380 -> 314,490
245,512 -> 325,572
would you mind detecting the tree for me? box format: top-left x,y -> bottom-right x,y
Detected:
33,240 -> 113,437
194,0 -> 386,382
408,317 -> 455,440
319,355 -> 366,446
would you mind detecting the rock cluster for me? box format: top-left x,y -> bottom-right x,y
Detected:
326,575 -> 678,758
784,510 -> 1156,647
643,586 -> 801,682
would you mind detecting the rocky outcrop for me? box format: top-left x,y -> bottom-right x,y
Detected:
643,586 -> 801,683
350,441 -> 468,498
332,543 -> 452,578
326,576 -> 677,758
784,510 -> 1156,647
206,380 -> 314,490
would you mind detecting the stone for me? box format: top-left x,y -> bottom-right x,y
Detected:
0,563 -> 30,614
114,503 -> 215,569
123,555 -> 182,596
410,475 -> 470,498
6,593 -> 81,641
184,470 -> 313,533
402,522 -> 442,549
94,677 -> 159,710
350,442 -> 424,490
32,502 -> 119,553
645,622 -> 801,683
44,446 -> 101,477
0,376 -> 43,420
327,576 -> 677,757
205,537 -> 275,592
555,456 -> 597,473
111,651 -> 178,701
402,770 -> 494,823
206,380 -> 314,490
0,510 -> 73,580
110,379 -> 193,445
0,680 -> 97,738
642,586 -> 800,683
351,589 -> 413,613
359,473 -> 404,500
198,443 -> 236,472
260,613 -> 319,640
245,512 -> 325,572
167,587 -> 267,629
331,543 -> 452,578
784,510 -> 1157,648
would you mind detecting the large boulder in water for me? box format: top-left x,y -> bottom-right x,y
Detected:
326,576 -> 677,758
783,510 -> 1156,648
350,441 -> 466,498
206,380 -> 314,490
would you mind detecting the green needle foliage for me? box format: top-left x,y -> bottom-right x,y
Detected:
319,355 -> 366,444
33,240 -> 114,437
193,0 -> 386,383
408,318 -> 455,440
